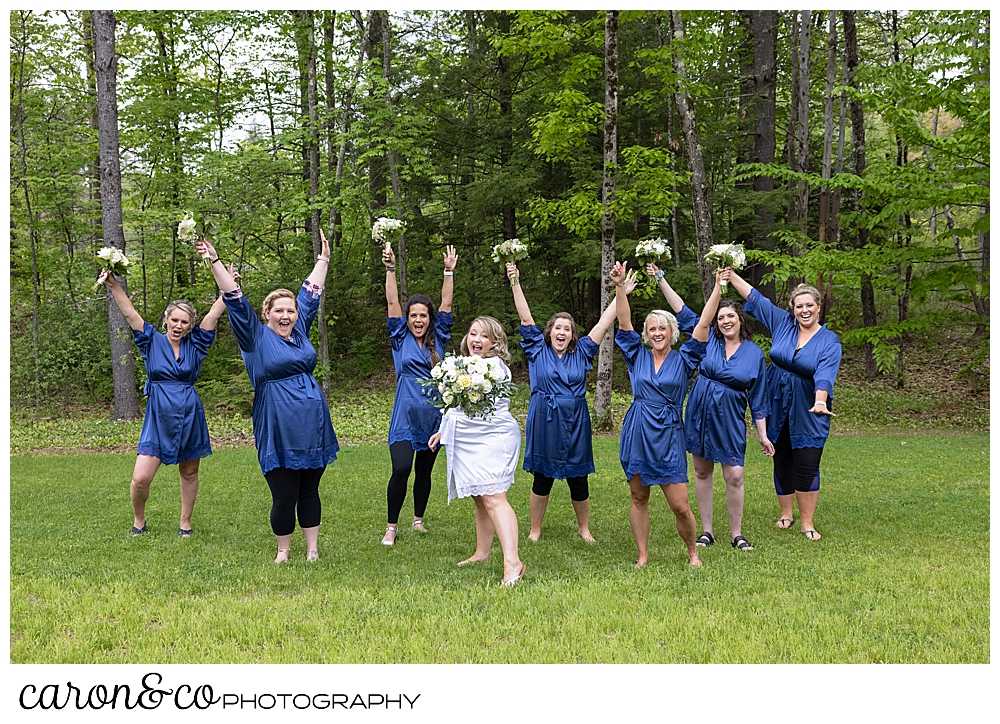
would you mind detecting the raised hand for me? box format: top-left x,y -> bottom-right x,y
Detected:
443,244 -> 457,271
506,262 -> 519,283
382,245 -> 396,269
196,238 -> 217,261
645,262 -> 660,278
610,261 -> 628,285
227,263 -> 241,282
319,229 -> 331,260
622,269 -> 639,295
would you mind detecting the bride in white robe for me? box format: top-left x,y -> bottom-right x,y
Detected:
429,316 -> 526,587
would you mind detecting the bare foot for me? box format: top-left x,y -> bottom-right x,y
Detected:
275,547 -> 290,564
500,562 -> 526,587
306,549 -> 319,562
457,554 -> 489,567
634,554 -> 649,569
689,554 -> 703,568
579,529 -> 596,543
528,531 -> 541,542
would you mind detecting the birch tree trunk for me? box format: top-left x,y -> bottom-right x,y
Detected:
594,9 -> 619,421
93,9 -> 140,420
670,10 -> 714,299
749,10 -> 777,303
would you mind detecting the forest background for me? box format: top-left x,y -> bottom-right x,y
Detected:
8,9 -> 989,432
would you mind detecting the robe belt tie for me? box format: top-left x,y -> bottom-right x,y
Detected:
143,380 -> 193,396
538,391 -> 576,421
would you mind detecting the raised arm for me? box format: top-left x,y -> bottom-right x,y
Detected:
692,270 -> 725,343
440,244 -> 456,313
305,229 -> 331,289
196,238 -> 238,293
506,262 -> 533,326
646,262 -> 685,313
727,268 -> 753,301
589,269 -> 637,344
103,273 -> 145,332
383,245 -> 402,318
610,261 -> 633,332
199,264 -> 240,331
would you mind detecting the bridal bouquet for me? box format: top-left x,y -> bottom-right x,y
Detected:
635,237 -> 671,269
372,216 -> 405,252
420,354 -> 514,418
92,246 -> 131,291
178,211 -> 215,267
490,238 -> 528,286
704,243 -> 746,290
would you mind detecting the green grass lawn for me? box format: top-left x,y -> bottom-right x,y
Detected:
9,433 -> 989,664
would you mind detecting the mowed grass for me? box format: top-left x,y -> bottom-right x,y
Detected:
9,433 -> 989,664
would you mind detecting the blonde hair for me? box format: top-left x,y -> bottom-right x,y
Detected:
788,284 -> 822,310
642,309 -> 680,346
460,315 -> 510,362
262,288 -> 298,318
160,300 -> 197,334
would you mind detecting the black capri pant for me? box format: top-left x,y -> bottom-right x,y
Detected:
263,467 -> 325,536
772,423 -> 823,496
387,440 -> 439,524
531,472 -> 590,501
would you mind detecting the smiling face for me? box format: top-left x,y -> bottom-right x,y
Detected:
792,293 -> 820,329
716,306 -> 741,340
644,317 -> 673,353
549,318 -> 575,355
465,320 -> 495,357
407,303 -> 430,340
165,308 -> 193,343
265,296 -> 299,338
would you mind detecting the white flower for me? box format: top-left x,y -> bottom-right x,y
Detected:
490,238 -> 528,264
635,238 -> 672,261
372,216 -> 404,243
178,212 -> 198,242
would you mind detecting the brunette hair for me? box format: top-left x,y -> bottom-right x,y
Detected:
405,293 -> 440,366
160,300 -> 197,334
788,284 -> 822,310
642,310 -> 680,346
543,312 -> 580,355
262,288 -> 298,318
460,315 -> 511,362
711,299 -> 753,342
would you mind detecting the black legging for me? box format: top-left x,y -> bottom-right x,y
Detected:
531,472 -> 589,502
387,440 -> 439,524
772,423 -> 823,495
263,467 -> 325,536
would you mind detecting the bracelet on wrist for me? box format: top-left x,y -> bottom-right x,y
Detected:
210,257 -> 220,264
814,400 -> 827,407
654,271 -> 664,281
317,256 -> 330,263
386,266 -> 396,273
443,270 -> 454,276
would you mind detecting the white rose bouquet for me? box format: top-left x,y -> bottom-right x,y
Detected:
178,210 -> 217,268
704,243 -> 746,290
92,246 -> 131,291
372,216 -> 405,254
420,353 -> 514,418
491,238 -> 528,286
635,237 -> 671,269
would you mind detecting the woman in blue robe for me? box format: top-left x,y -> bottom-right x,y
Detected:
611,262 -> 723,568
199,235 -> 338,563
379,243 -> 456,546
684,299 -> 774,552
727,269 -> 842,541
102,270 -> 229,538
505,262 -> 636,543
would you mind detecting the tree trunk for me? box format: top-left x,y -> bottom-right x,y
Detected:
793,10 -> 811,229
497,12 -> 517,243
93,10 -> 140,420
594,10 -> 619,422
670,10 -> 714,299
843,10 -> 878,379
381,11 -> 408,300
12,11 -> 41,406
818,11 -> 836,246
785,11 -> 799,224
747,10 -> 777,302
